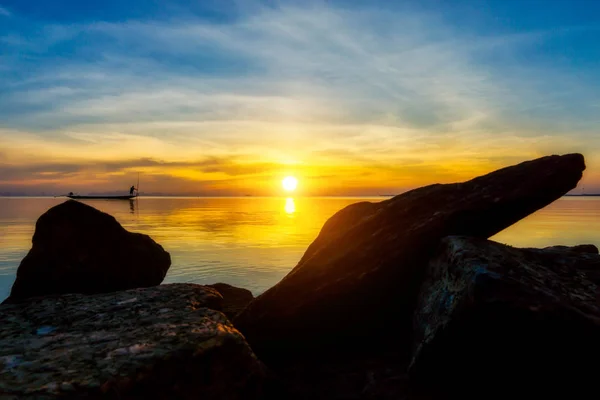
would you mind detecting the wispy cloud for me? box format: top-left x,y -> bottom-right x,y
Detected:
0,2 -> 598,194
0,5 -> 10,17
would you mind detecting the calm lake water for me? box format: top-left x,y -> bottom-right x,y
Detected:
1,196 -> 599,302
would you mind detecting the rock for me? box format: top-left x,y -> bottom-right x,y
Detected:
207,283 -> 254,319
0,284 -> 267,399
235,154 -> 586,363
270,356 -> 417,400
298,201 -> 379,262
543,243 -> 599,254
5,200 -> 171,303
410,236 -> 600,397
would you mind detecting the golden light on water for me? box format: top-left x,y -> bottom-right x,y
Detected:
2,197 -> 600,302
285,197 -> 296,214
282,176 -> 298,192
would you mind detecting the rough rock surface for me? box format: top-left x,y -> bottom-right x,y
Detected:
0,284 -> 267,399
207,283 -> 254,319
5,200 -> 171,303
411,236 -> 600,397
543,243 -> 598,254
235,154 -> 586,362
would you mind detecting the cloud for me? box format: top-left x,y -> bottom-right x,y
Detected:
0,156 -> 273,177
5,6 -> 594,137
0,2 -> 599,194
0,5 -> 546,131
0,5 -> 10,17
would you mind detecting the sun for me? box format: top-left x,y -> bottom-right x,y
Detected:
282,176 -> 298,192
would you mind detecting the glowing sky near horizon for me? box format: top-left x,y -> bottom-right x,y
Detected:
1,0 -> 599,195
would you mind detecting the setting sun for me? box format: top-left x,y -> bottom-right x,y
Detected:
282,176 -> 298,192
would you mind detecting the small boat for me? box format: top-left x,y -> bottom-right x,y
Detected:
67,195 -> 136,200
66,174 -> 141,201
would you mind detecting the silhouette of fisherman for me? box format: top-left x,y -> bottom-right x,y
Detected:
130,185 -> 137,196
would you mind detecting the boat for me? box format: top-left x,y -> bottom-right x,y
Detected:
66,173 -> 141,201
66,195 -> 136,200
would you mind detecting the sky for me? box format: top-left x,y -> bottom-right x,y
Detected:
1,0 -> 599,196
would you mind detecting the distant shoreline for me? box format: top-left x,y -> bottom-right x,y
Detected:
0,195 -> 391,199
0,194 -> 598,199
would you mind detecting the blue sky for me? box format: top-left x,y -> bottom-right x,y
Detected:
1,0 -> 599,195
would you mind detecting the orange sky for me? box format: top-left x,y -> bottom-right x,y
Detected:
1,127 -> 596,196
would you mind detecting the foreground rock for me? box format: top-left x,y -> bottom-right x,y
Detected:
207,283 -> 254,319
235,154 -> 585,362
0,284 -> 267,399
543,243 -> 599,254
5,200 -> 171,303
411,236 -> 600,396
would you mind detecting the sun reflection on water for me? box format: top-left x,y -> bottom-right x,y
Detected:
285,197 -> 296,214
1,196 -> 599,302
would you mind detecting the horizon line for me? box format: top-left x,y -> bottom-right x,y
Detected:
0,195 -> 394,199
1,194 -> 597,199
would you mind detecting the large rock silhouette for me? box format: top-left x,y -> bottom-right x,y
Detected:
0,284 -> 267,399
235,154 -> 586,363
5,200 -> 171,303
410,236 -> 600,397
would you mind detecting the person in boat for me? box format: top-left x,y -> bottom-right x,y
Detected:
129,186 -> 137,196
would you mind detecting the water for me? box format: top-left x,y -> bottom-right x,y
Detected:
1,196 -> 599,302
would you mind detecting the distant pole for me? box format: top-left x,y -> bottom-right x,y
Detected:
137,172 -> 140,198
